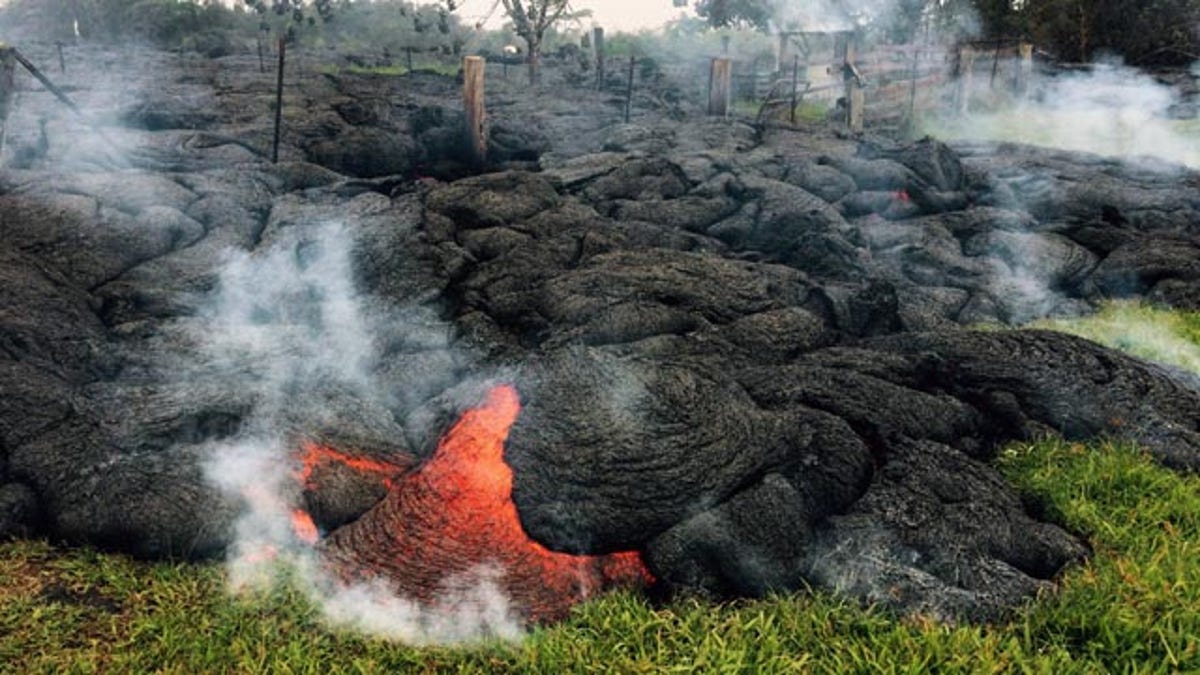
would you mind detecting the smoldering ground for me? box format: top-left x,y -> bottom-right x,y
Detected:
197,222 -> 527,643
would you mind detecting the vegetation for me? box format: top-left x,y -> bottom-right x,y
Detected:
1033,301 -> 1200,375
497,0 -> 586,84
694,0 -> 1200,67
982,0 -> 1200,66
0,0 -> 471,57
9,307 -> 1200,671
4,0 -> 1196,71
5,430 -> 1200,671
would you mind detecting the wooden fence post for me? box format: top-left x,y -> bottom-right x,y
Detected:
790,54 -> 799,124
1015,42 -> 1033,97
272,37 -> 285,164
0,45 -> 15,163
708,57 -> 731,117
989,38 -> 1002,87
957,44 -> 976,115
463,55 -> 487,168
625,55 -> 636,123
593,27 -> 605,89
905,44 -> 920,137
844,38 -> 864,133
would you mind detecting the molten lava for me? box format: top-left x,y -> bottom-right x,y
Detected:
294,442 -> 408,492
291,509 -> 319,545
319,384 -> 653,623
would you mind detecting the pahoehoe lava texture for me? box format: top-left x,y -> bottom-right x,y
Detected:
2,44 -> 1200,620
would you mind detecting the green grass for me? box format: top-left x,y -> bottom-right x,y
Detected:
1032,300 -> 1200,375
5,434 -> 1200,672
739,99 -> 831,124
317,62 -> 461,77
7,303 -> 1200,671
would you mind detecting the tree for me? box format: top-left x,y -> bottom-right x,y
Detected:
693,0 -> 773,30
999,0 -> 1199,66
243,0 -> 335,42
691,0 -> 968,43
499,0 -> 583,83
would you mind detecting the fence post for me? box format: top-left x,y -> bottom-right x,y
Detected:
272,37 -> 285,164
593,27 -> 605,89
463,55 -> 487,168
1015,42 -> 1033,97
957,44 -> 976,115
790,54 -> 799,124
0,45 -> 15,163
708,57 -> 731,117
905,44 -> 920,137
990,38 -> 1002,87
625,55 -> 636,123
844,37 -> 864,133
56,41 -> 65,74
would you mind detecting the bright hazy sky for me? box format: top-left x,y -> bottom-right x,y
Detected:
447,0 -> 697,33
183,2 -> 697,35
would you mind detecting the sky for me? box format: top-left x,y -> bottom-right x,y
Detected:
446,0 -> 698,34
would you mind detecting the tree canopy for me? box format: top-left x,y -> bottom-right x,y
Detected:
692,0 -> 1200,66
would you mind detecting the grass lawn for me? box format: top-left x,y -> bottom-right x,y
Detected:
317,61 -> 461,78
5,303 -> 1200,672
1032,300 -> 1200,376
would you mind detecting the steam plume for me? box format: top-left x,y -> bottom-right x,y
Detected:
199,222 -> 524,644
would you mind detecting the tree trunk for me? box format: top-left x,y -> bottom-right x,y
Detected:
526,39 -> 541,85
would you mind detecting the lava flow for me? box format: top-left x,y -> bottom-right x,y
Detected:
294,443 -> 407,492
317,384 -> 654,624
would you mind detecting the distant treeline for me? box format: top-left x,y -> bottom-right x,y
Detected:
974,0 -> 1200,67
4,0 -> 1196,69
0,0 -> 473,57
697,0 -> 1200,68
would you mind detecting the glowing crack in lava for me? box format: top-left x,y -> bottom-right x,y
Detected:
294,443 -> 408,493
313,384 -> 653,623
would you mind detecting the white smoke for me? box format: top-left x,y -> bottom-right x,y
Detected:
925,61 -> 1198,322
773,0 -> 859,32
0,42 -> 151,170
199,222 -> 524,644
200,221 -> 375,404
1036,302 -> 1200,377
933,60 -> 1200,168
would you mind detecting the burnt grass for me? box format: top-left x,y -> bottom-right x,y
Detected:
1,41 -> 1200,625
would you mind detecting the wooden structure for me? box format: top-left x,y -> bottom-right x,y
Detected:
272,37 -> 285,163
708,57 -> 731,117
841,35 -> 865,133
463,55 -> 487,167
956,39 -> 1035,114
660,35 -> 1036,133
593,27 -> 605,90
0,45 -> 15,161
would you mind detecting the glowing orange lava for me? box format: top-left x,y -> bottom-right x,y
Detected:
291,509 -> 319,545
294,442 -> 410,492
320,384 -> 654,623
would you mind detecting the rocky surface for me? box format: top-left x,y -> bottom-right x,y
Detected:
2,42 -> 1199,620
